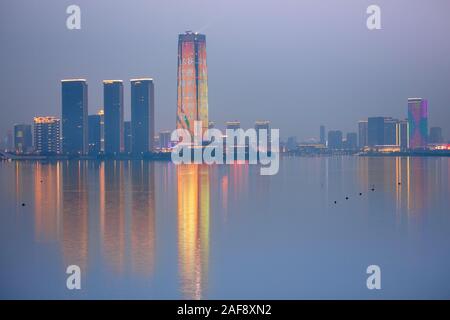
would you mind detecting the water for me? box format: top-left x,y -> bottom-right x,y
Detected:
1,156 -> 450,299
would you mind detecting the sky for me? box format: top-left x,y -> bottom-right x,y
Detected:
1,0 -> 450,141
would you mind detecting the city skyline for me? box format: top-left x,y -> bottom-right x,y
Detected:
1,0 -> 450,141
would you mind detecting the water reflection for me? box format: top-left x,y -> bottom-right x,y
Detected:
61,161 -> 89,272
130,161 -> 156,276
177,164 -> 210,299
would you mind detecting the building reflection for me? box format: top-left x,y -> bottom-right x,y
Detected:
100,161 -> 125,273
33,162 -> 61,242
357,157 -> 428,219
61,161 -> 89,272
177,164 -> 210,299
130,161 -> 156,276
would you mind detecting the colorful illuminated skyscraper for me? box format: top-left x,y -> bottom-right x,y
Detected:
176,31 -> 209,136
408,98 -> 428,149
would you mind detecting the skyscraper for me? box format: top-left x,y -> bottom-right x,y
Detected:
255,120 -> 271,152
103,80 -> 124,154
358,120 -> 368,148
131,78 -> 155,154
159,131 -> 172,150
61,79 -> 88,154
176,31 -> 208,136
368,117 -> 385,146
320,125 -> 326,145
33,117 -> 61,154
98,109 -> 105,152
88,114 -> 101,154
408,98 -> 428,149
13,124 -> 32,153
397,119 -> 409,150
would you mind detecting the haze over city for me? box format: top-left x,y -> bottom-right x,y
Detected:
1,0 -> 450,140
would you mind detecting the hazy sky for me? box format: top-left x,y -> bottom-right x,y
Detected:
1,0 -> 449,140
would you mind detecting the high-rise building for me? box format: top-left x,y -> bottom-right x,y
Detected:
345,132 -> 357,150
429,127 -> 443,144
33,117 -> 61,154
320,125 -> 326,145
159,131 -> 172,150
368,117 -> 385,146
358,120 -> 368,148
61,79 -> 88,154
226,121 -> 240,130
13,124 -> 32,153
383,117 -> 398,145
408,98 -> 428,149
124,121 -> 132,153
397,119 -> 409,150
255,120 -> 270,152
131,78 -> 155,154
286,136 -> 297,151
176,31 -> 208,137
327,130 -> 343,150
103,80 -> 124,154
88,114 -> 101,154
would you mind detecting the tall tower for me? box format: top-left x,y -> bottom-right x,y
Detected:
103,80 -> 124,154
61,79 -> 88,154
408,98 -> 428,149
131,78 -> 155,154
177,31 -> 209,136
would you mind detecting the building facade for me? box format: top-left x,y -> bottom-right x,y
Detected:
88,114 -> 101,154
328,130 -> 343,150
358,120 -> 368,148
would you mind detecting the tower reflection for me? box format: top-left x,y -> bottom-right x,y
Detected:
101,161 -> 125,273
61,161 -> 89,272
34,162 -> 61,242
177,164 -> 210,299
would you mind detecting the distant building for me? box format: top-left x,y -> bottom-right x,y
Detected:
255,120 -> 270,152
429,127 -> 443,144
124,121 -> 132,153
159,131 -> 171,150
320,125 -> 326,145
397,119 -> 409,150
208,121 -> 215,129
226,121 -> 241,130
13,124 -> 32,153
61,79 -> 88,154
4,130 -> 13,151
358,120 -> 368,148
286,136 -> 297,151
33,117 -> 61,154
327,130 -> 343,150
408,98 -> 428,149
384,117 -> 398,145
103,80 -> 124,154
345,132 -> 357,150
131,78 -> 155,154
88,114 -> 101,155
368,117 -> 385,146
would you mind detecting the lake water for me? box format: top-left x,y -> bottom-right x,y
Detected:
1,156 -> 450,299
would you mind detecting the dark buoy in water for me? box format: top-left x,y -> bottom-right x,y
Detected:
345,196 -> 349,200
398,182 -> 401,185
334,201 -> 337,204
371,188 -> 375,191
21,203 -> 26,207
359,192 -> 362,196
